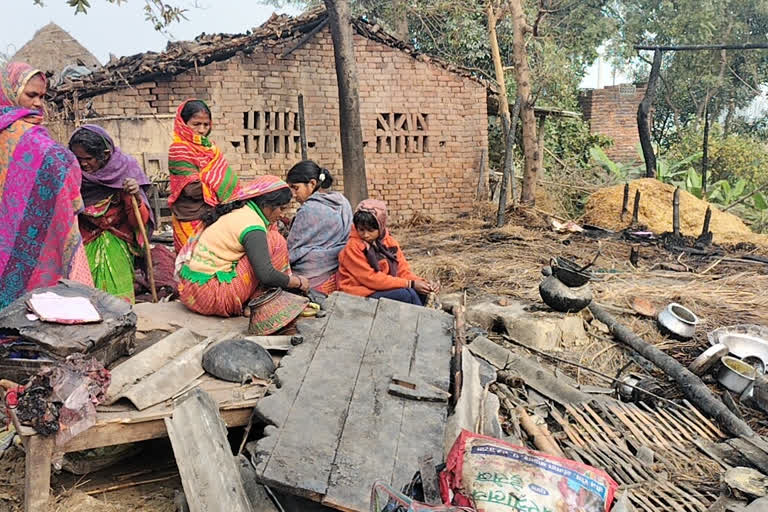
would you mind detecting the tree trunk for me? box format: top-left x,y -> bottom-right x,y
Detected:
508,0 -> 538,204
324,0 -> 368,207
392,0 -> 409,41
637,49 -> 662,178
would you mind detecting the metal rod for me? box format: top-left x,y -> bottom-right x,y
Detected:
636,42 -> 768,51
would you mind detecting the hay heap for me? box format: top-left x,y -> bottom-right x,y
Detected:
582,178 -> 768,246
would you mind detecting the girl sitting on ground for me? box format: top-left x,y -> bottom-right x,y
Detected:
338,199 -> 437,305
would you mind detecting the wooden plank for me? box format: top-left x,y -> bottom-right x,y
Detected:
257,293 -> 377,499
323,298 -> 421,511
392,307 -> 453,488
249,296 -> 336,471
60,408 -> 252,453
165,388 -> 251,512
24,434 -> 54,512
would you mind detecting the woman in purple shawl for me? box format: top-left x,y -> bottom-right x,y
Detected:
69,125 -> 154,303
285,161 -> 352,294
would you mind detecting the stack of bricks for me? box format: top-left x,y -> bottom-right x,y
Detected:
58,27 -> 488,222
579,83 -> 647,165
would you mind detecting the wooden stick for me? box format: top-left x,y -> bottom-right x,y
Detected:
672,186 -> 680,236
85,474 -> 177,495
631,190 -> 641,225
516,406 -> 564,457
451,293 -> 467,409
588,302 -> 755,438
298,93 -> 308,161
621,183 -> 630,219
701,206 -> 712,237
130,194 -> 157,303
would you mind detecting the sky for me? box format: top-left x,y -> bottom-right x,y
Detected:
3,1 -> 300,63
4,1 -> 622,90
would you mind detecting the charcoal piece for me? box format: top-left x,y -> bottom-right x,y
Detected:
202,339 -> 276,382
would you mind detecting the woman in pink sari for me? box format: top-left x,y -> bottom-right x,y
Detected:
0,61 -> 92,310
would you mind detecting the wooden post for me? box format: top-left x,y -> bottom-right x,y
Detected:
323,0 -> 368,207
631,190 -> 641,226
497,97 -> 521,227
298,93 -> 308,161
701,206 -> 712,237
621,183 -> 630,219
637,49 -> 663,178
702,103 -> 710,195
24,434 -> 54,512
475,148 -> 488,200
629,246 -> 640,267
672,187 -> 680,237
535,112 -> 548,179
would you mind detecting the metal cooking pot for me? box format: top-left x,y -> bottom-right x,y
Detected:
550,257 -> 592,288
718,356 -> 757,394
657,303 -> 699,340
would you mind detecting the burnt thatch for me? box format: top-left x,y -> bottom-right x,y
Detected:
50,7 -> 488,104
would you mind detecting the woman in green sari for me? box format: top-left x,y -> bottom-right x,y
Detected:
69,125 -> 154,303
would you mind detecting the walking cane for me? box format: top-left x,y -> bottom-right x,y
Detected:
130,194 -> 158,303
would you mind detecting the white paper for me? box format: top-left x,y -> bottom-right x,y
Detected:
27,292 -> 101,323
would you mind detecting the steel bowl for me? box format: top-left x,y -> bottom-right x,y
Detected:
709,324 -> 768,374
657,303 -> 699,340
718,356 -> 757,394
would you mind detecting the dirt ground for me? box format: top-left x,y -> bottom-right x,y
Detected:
2,206 -> 767,510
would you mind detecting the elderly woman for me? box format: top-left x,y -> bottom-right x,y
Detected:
0,62 -> 92,309
168,99 -> 240,252
176,175 -> 310,333
285,160 -> 352,294
69,125 -> 153,303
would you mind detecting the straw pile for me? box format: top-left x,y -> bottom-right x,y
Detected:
582,178 -> 768,246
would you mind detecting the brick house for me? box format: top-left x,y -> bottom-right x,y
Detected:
579,83 -> 647,164
12,23 -> 101,78
49,8 -> 488,222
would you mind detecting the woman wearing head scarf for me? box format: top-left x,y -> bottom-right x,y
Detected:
0,62 -> 93,310
285,160 -> 352,294
168,99 -> 240,252
176,175 -> 311,331
338,199 -> 437,305
69,125 -> 154,303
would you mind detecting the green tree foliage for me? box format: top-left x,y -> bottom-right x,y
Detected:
611,0 -> 768,145
667,123 -> 768,187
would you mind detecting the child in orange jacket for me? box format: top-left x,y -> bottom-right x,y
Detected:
338,199 -> 437,305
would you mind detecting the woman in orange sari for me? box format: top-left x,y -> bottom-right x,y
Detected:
168,99 -> 239,252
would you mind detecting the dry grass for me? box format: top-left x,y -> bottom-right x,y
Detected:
396,207 -> 768,433
583,178 -> 768,247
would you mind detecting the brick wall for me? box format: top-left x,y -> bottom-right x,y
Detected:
579,84 -> 646,164
63,28 -> 488,222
